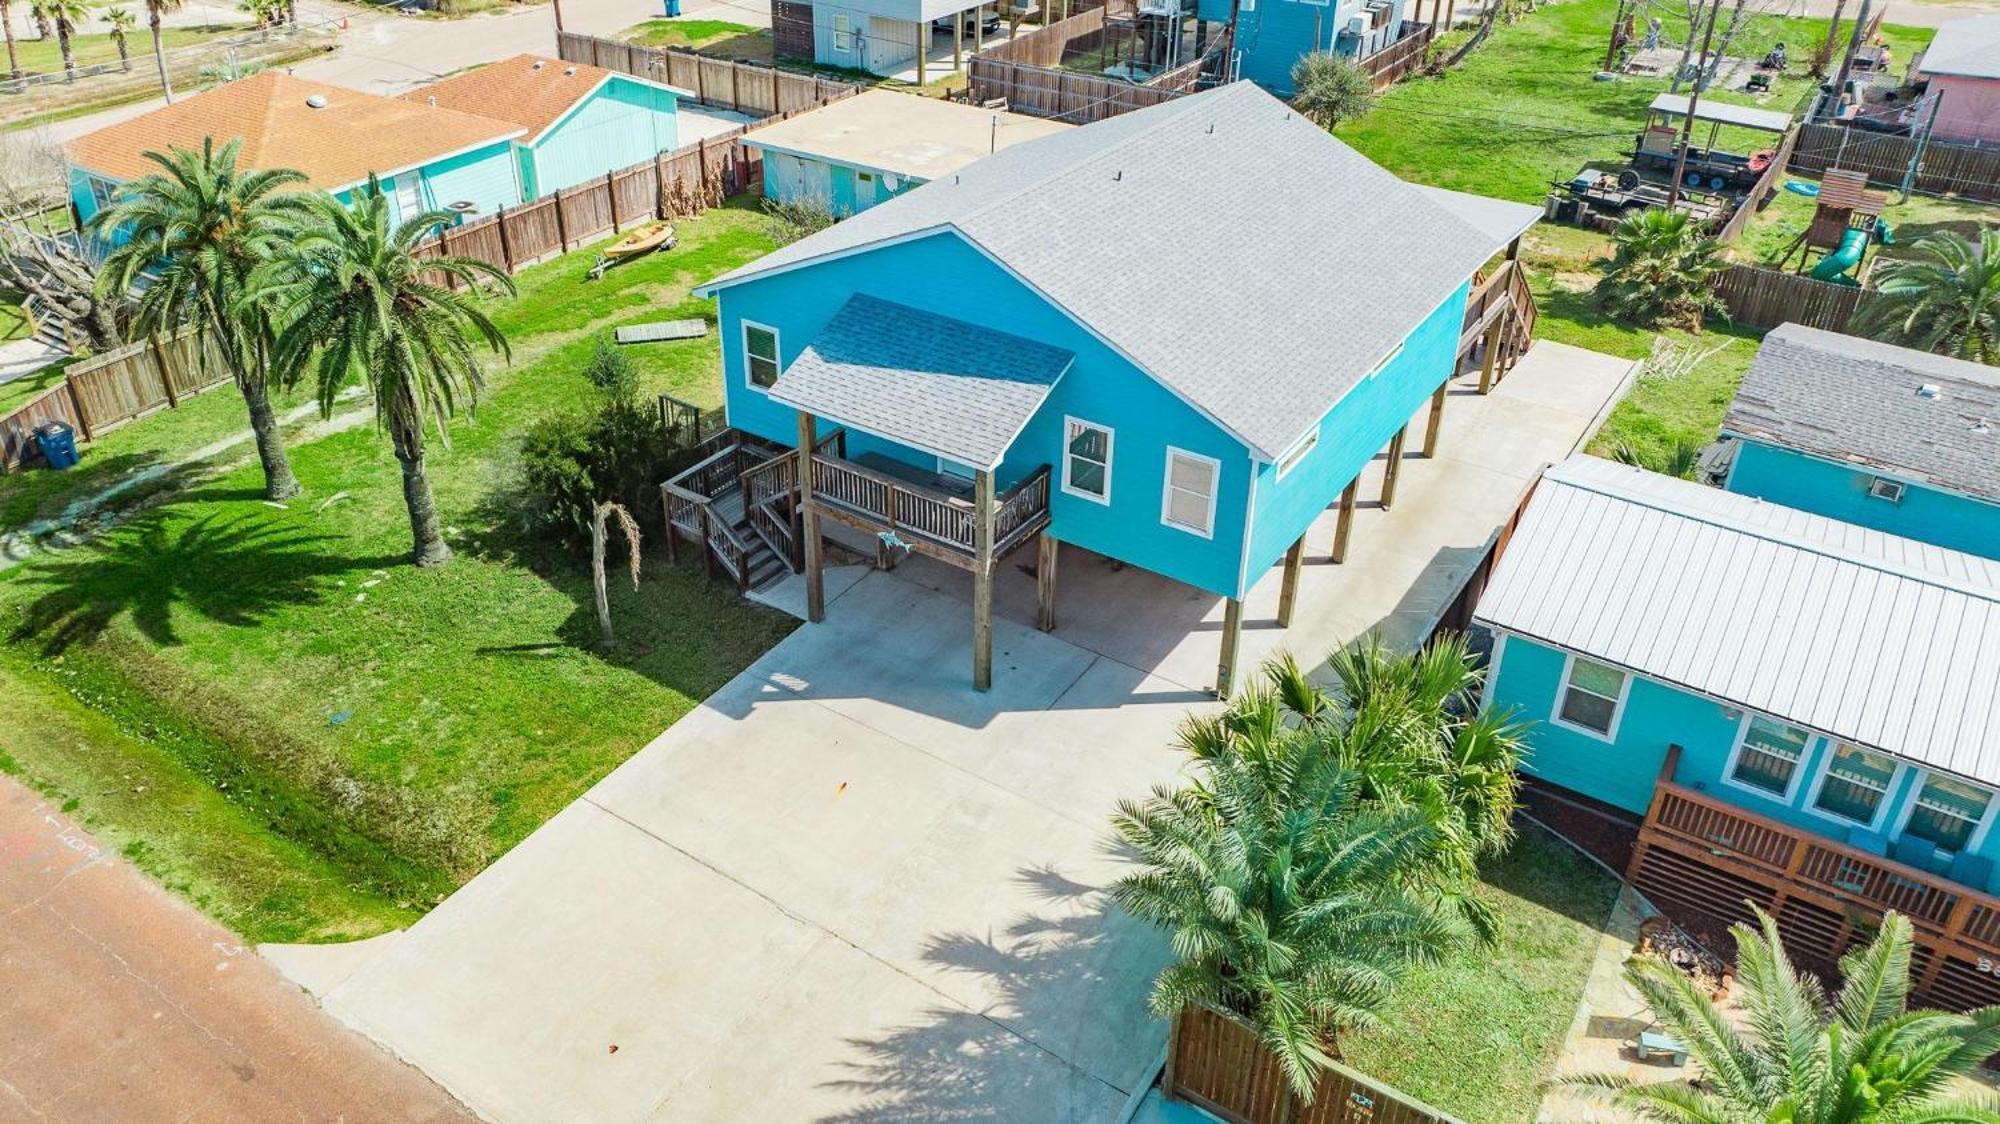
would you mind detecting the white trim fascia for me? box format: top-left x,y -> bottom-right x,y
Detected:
1802,741 -> 1906,834
1161,446 -> 1222,540
1234,450 -> 1259,600
1058,414 -> 1113,505
1480,631 -> 1508,713
1262,278 -> 1464,457
1549,650 -> 1632,743
1719,711 -> 1813,806
325,129 -> 528,198
735,137 -> 933,188
694,224 -> 955,297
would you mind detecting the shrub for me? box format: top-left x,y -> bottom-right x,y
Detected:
1291,52 -> 1374,129
1594,208 -> 1727,330
762,197 -> 836,246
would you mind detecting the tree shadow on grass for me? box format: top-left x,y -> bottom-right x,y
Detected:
9,511 -> 394,655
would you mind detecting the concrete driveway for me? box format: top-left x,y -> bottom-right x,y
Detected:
282,342 -> 1634,1122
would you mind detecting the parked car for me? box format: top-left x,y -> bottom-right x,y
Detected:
932,6 -> 1002,38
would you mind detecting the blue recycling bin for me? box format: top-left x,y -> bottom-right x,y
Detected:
664,0 -> 681,14
35,422 -> 78,470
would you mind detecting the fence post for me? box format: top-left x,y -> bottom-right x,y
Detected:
696,55 -> 707,104
605,170 -> 620,232
554,188 -> 570,251
65,378 -> 93,443
496,204 -> 515,272
150,332 -> 178,408
730,60 -> 740,113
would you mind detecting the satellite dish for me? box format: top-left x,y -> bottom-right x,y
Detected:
883,174 -> 901,190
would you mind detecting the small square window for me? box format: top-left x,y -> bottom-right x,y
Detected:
1906,774 -> 1992,853
743,323 -> 779,389
1556,657 -> 1625,736
1162,448 -> 1218,537
1867,477 -> 1906,503
1062,418 -> 1112,503
1729,716 -> 1811,798
1814,743 -> 1897,825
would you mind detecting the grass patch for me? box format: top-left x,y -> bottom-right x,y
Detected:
1341,823 -> 1620,1123
1587,329 -> 1761,465
5,25 -> 243,76
1731,174 -> 2000,270
0,201 -> 797,941
621,18 -> 774,60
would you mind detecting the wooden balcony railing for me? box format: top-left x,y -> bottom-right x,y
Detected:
809,455 -> 1051,562
1632,745 -> 2000,1002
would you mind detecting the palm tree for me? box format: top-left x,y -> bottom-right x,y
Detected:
1566,908 -> 2000,1120
91,139 -> 310,500
1856,227 -> 2000,365
1112,750 -> 1469,1098
105,7 -> 134,70
145,0 -> 180,102
2,0 -> 23,81
253,180 -> 514,566
1595,207 -> 1728,330
39,0 -> 85,82
1178,635 -> 1528,943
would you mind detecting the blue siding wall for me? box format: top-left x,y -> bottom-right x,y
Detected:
410,139 -> 522,220
1490,632 -> 2000,893
762,150 -> 912,214
715,230 -> 1254,597
530,77 -> 680,198
1224,0 -> 1410,93
1244,278 -> 1468,580
1725,439 -> 2000,561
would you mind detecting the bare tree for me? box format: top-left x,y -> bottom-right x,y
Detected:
590,501 -> 641,646
0,132 -> 129,351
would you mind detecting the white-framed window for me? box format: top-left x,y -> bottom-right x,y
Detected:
1275,429 -> 1318,478
386,173 -> 423,221
831,13 -> 853,52
1867,476 -> 1906,503
1061,417 -> 1112,503
87,175 -> 117,211
742,321 -> 780,390
1902,772 -> 1994,854
1553,655 -> 1627,740
1724,715 -> 1812,800
1161,447 -> 1220,538
1809,742 -> 1899,828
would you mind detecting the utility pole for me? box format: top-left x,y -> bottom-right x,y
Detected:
1900,90 -> 1942,202
1602,0 -> 1629,71
1666,0 -> 1720,209
552,0 -> 565,34
1827,0 -> 1872,123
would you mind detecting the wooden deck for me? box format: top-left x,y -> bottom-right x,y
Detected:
810,454 -> 1051,568
1628,746 -> 2000,1011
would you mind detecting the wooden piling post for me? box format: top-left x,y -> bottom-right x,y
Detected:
972,468 -> 995,691
1477,317 -> 1504,394
1035,532 -> 1059,632
1379,424 -> 1409,511
1330,479 -> 1358,563
798,412 -> 825,623
1216,597 -> 1243,698
1276,535 -> 1305,628
1422,380 -> 1448,458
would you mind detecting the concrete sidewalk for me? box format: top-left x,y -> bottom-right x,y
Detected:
0,776 -> 471,1121
282,341 -> 1635,1122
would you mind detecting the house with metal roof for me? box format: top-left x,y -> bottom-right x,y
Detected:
739,90 -> 1069,216
403,54 -> 689,201
1719,323 -> 2000,561
672,81 -> 1540,692
1476,454 -> 2000,1010
1914,14 -> 2000,144
68,72 -> 526,237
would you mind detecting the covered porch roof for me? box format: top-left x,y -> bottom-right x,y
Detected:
770,294 -> 1074,471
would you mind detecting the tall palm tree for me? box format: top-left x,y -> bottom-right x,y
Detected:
40,0 -> 85,82
2,0 -> 23,81
1113,749 -> 1469,1099
91,139 -> 310,500
252,179 -> 513,566
1566,908 -> 2000,1121
105,7 -> 134,70
1856,227 -> 2000,365
145,0 -> 180,102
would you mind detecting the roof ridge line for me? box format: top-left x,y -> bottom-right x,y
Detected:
1556,460 -> 2000,602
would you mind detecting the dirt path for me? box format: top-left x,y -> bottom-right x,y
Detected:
0,774 -> 473,1121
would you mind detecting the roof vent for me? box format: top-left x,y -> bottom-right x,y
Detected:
304,93 -> 329,108
532,59 -> 544,69
1918,383 -> 1942,399
1974,419 -> 1993,435
564,66 -> 576,76
426,95 -> 437,106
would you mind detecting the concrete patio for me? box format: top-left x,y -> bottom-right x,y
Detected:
270,341 -> 1635,1122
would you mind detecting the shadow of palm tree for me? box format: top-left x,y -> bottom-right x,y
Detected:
10,511 -> 388,654
815,865 -> 1170,1123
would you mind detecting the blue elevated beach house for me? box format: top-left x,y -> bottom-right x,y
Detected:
1720,323 -> 2000,560
676,81 -> 1538,692
1199,0 -> 1416,94
1476,453 -> 2000,1010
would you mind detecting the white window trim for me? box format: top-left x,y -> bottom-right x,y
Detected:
1892,767 -> 2000,855
1161,446 -> 1221,539
741,319 -> 781,393
1549,651 -> 1631,743
1275,428 -> 1318,479
1060,416 -> 1113,505
1803,743 -> 1905,832
1719,712 -> 1814,805
831,13 -> 852,53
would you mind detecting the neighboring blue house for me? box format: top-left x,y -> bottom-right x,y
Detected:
405,55 -> 689,201
740,90 -> 1067,216
1198,0 -> 1413,94
1720,323 -> 2000,561
1475,455 -> 2000,1006
68,72 -> 525,239
686,82 -> 1538,691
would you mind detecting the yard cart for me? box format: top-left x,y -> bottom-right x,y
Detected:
1631,93 -> 1792,193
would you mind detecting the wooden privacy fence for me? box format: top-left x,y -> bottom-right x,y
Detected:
968,54 -> 1201,122
1787,121 -> 2000,202
557,31 -> 858,117
1167,1007 -> 1462,1124
1713,263 -> 1881,333
1362,23 -> 1435,90
979,4 -> 1117,67
0,329 -> 229,471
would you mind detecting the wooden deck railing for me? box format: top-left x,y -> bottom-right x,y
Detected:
809,455 -> 1052,560
661,431 -> 790,586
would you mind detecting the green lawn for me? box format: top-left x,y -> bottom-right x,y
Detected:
5,25 -> 242,76
1342,824 -> 1620,1123
1731,174 -> 2000,269
620,18 -> 775,61
0,201 -> 797,943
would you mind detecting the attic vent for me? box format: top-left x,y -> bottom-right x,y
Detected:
426,95 -> 437,106
564,66 -> 576,76
1974,419 -> 1993,435
532,60 -> 544,69
1918,383 -> 1942,399
304,93 -> 329,108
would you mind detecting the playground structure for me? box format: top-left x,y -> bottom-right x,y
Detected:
1774,168 -> 1894,286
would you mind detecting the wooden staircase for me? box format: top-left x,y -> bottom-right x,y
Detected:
661,424 -> 847,595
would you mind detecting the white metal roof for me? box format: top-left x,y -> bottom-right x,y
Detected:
1647,93 -> 1794,133
1475,456 -> 2000,787
1920,14 -> 2000,80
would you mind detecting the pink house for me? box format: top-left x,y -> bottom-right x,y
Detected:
1915,14 -> 2000,145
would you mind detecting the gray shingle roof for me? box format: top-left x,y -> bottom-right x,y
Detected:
1724,323 -> 2000,502
770,294 -> 1072,469
1921,14 -> 2000,80
700,82 -> 1515,460
1476,455 -> 2000,787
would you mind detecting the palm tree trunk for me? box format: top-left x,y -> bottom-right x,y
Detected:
115,33 -> 128,70
149,7 -> 171,102
2,1 -> 21,81
239,374 -> 302,501
55,15 -> 72,81
392,412 -> 450,567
